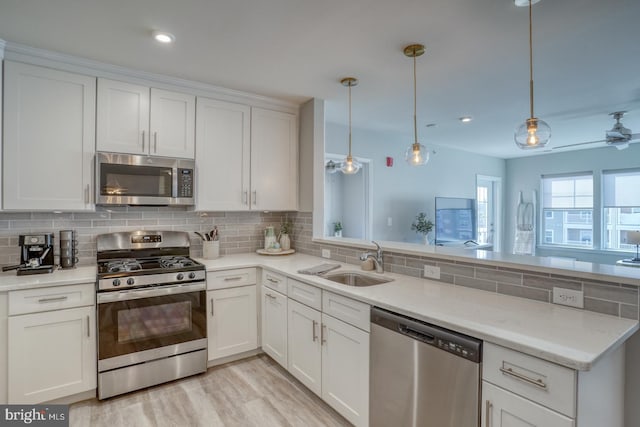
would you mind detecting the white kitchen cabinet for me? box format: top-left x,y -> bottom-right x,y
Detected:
207,286 -> 258,361
321,313 -> 370,427
482,381 -> 574,427
8,306 -> 96,404
287,299 -> 322,396
0,293 -> 7,405
261,285 -> 288,368
3,61 -> 95,210
195,98 -> 250,210
250,107 -> 298,211
195,103 -> 298,211
97,79 -> 195,158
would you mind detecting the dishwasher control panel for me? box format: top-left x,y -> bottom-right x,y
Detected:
437,338 -> 478,361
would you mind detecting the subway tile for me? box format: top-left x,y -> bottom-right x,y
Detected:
439,273 -> 455,284
583,282 -> 638,305
523,274 -> 582,291
406,257 -> 436,269
454,276 -> 497,292
621,304 -> 639,321
476,268 -> 522,285
584,297 -> 620,317
438,262 -> 474,278
389,265 -> 421,278
497,283 -> 550,303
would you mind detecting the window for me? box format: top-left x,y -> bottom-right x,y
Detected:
603,169 -> 640,251
541,173 -> 593,247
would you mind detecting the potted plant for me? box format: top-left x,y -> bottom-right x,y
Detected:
279,219 -> 292,250
333,221 -> 343,238
411,212 -> 434,245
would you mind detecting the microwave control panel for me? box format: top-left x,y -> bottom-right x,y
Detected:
177,169 -> 193,197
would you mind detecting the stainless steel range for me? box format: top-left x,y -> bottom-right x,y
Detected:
96,231 -> 207,400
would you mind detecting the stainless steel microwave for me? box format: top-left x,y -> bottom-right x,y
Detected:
96,152 -> 195,206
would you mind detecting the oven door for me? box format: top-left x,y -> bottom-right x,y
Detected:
97,281 -> 206,371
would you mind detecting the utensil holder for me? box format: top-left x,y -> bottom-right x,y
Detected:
203,240 -> 220,259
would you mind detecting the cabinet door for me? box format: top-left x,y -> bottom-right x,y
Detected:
195,98 -> 250,210
287,299 -> 321,396
482,382 -> 574,427
3,61 -> 95,210
207,286 -> 257,361
150,88 -> 195,158
250,108 -> 298,211
96,78 -> 149,155
8,306 -> 96,404
321,314 -> 369,427
261,285 -> 288,368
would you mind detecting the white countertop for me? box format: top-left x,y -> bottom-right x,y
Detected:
198,253 -> 638,371
0,253 -> 636,371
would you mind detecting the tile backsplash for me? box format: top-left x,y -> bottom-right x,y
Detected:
288,212 -> 639,320
1,209 -> 637,320
0,207 -> 290,266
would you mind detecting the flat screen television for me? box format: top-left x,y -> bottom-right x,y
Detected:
435,197 -> 476,244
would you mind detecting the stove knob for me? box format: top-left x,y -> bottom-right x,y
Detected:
177,273 -> 184,281
127,278 -> 135,286
189,272 -> 196,279
112,279 -> 121,287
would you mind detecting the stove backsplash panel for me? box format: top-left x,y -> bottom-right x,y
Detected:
0,207 -> 292,267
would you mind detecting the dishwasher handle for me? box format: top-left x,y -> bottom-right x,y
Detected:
399,324 -> 435,344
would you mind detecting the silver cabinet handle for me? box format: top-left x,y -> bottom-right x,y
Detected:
38,296 -> 68,303
210,298 -> 214,316
265,293 -> 276,300
485,400 -> 492,427
267,277 -> 280,284
87,315 -> 90,338
321,323 -> 327,344
224,276 -> 242,282
252,191 -> 257,205
312,320 -> 318,342
85,184 -> 90,204
243,191 -> 248,205
499,366 -> 547,389
154,131 -> 158,153
142,130 -> 146,152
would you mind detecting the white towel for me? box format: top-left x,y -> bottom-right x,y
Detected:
513,230 -> 534,255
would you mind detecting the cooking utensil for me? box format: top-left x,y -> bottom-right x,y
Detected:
194,231 -> 208,241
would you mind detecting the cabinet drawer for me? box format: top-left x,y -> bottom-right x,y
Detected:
322,291 -> 370,332
207,268 -> 256,290
262,270 -> 288,294
483,342 -> 576,418
287,279 -> 322,311
9,283 -> 95,315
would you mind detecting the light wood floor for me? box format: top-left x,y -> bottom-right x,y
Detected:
70,354 -> 351,427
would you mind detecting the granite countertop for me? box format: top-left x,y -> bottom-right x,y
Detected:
197,253 -> 639,371
1,253 -> 636,371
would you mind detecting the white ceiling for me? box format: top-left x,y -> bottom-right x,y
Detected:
1,0 -> 639,159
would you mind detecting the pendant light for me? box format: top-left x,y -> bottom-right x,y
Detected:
514,0 -> 551,149
403,44 -> 429,166
339,77 -> 362,174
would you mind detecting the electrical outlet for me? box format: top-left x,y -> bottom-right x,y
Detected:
423,265 -> 440,280
552,287 -> 584,308
322,249 -> 331,259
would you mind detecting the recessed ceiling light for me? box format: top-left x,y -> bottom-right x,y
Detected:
459,116 -> 473,123
152,31 -> 175,43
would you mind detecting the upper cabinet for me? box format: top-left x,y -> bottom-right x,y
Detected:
3,61 -> 95,211
196,102 -> 298,211
97,79 -> 195,159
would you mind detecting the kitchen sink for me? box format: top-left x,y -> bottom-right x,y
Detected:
322,272 -> 393,287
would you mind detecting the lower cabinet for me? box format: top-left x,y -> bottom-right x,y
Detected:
261,285 -> 288,368
207,285 -> 258,361
482,381 -> 574,427
287,299 -> 322,395
8,306 -> 96,404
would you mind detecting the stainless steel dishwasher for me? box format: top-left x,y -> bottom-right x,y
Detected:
370,307 -> 482,427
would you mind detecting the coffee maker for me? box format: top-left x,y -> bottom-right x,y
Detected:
2,233 -> 55,275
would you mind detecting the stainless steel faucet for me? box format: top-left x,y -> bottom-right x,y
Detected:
360,241 -> 384,273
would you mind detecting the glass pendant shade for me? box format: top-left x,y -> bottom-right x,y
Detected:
340,155 -> 362,174
325,160 -> 340,174
515,117 -> 551,149
405,142 -> 429,165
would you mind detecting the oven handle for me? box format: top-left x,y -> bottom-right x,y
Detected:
97,281 -> 206,304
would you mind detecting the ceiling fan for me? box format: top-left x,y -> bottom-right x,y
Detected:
552,111 -> 640,151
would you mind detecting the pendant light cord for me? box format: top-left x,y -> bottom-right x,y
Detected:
413,51 -> 418,145
348,82 -> 353,157
529,0 -> 534,119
